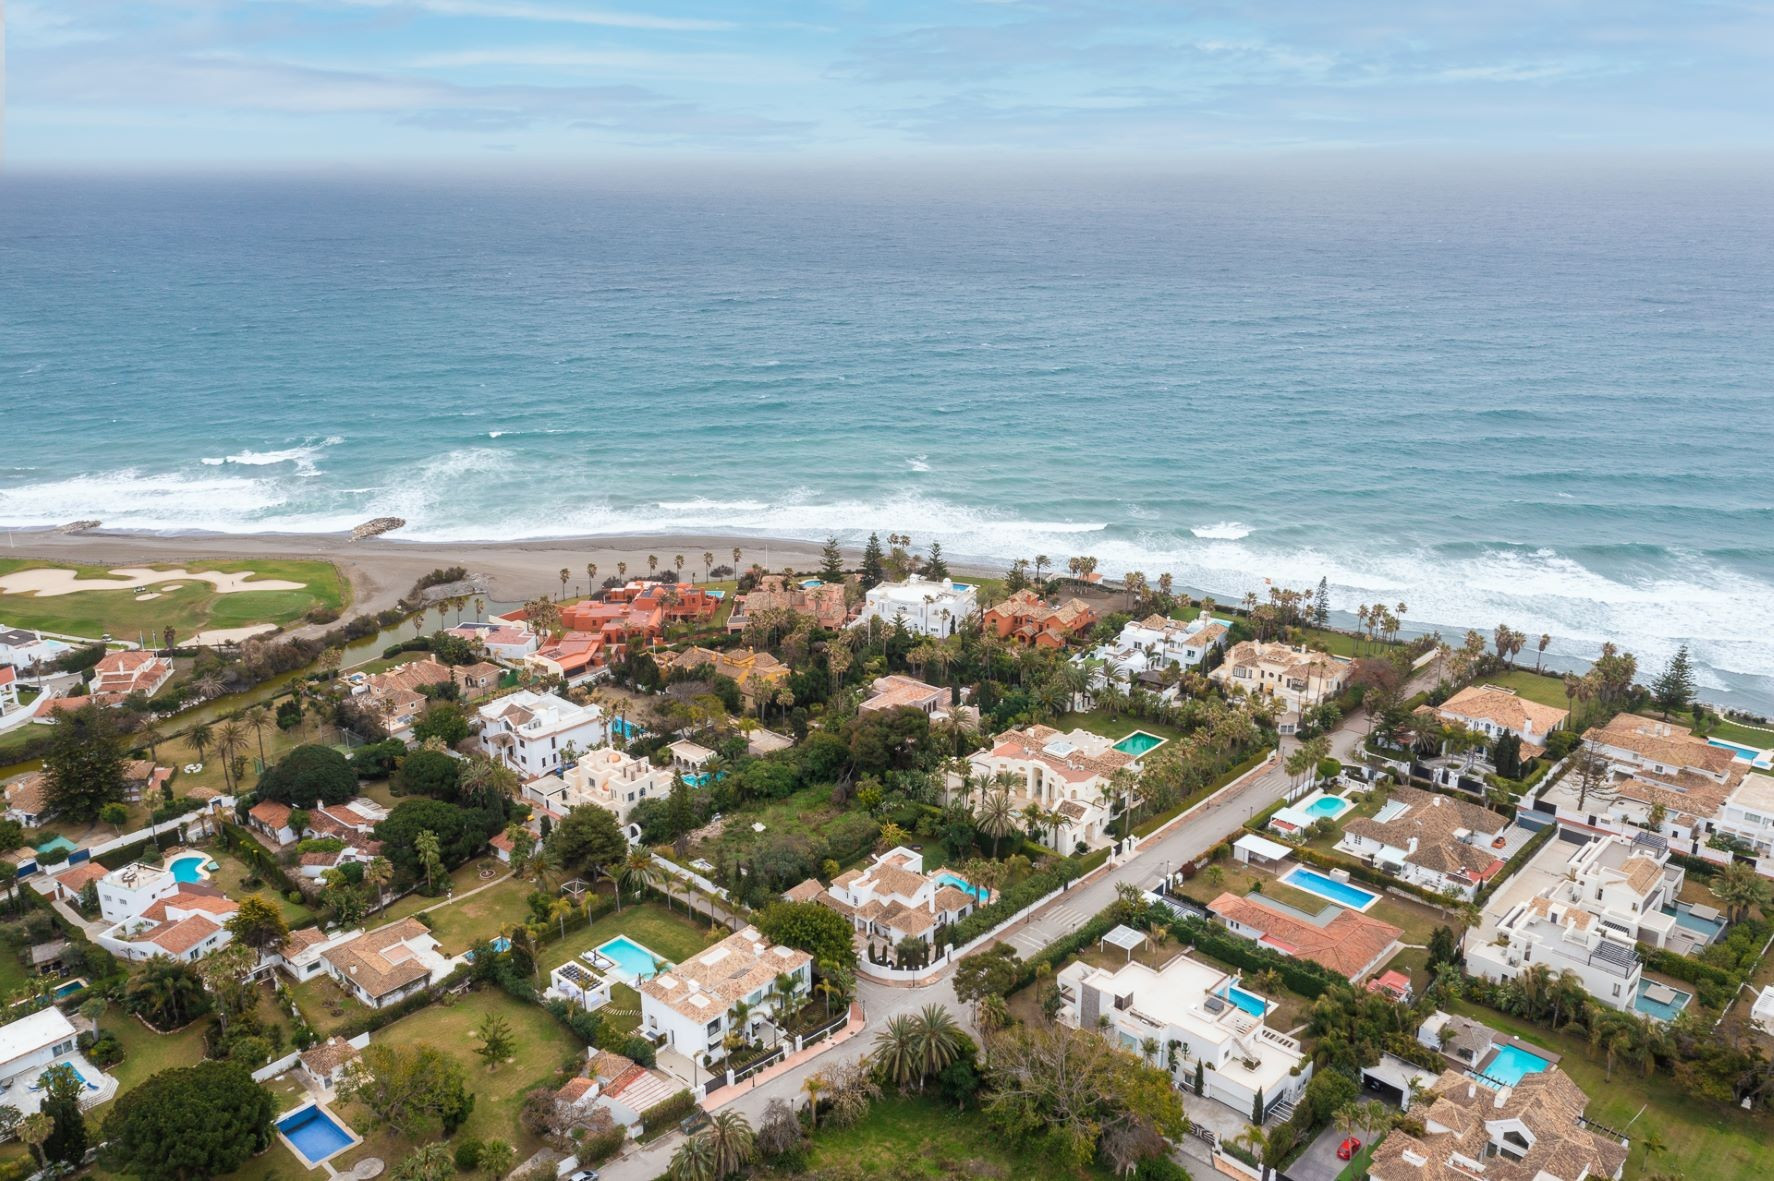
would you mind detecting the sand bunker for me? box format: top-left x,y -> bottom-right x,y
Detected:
0,566 -> 305,597
134,593 -> 162,601
185,624 -> 280,646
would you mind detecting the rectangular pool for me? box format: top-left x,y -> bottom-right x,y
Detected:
1215,985 -> 1268,1017
1278,866 -> 1380,912
1477,1044 -> 1551,1087
1634,979 -> 1693,1022
1112,730 -> 1167,757
935,871 -> 990,903
595,936 -> 671,983
278,1105 -> 355,1166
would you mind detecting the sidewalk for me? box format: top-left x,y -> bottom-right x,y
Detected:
705,1000 -> 866,1111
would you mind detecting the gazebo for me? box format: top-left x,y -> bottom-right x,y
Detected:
1100,924 -> 1149,963
560,878 -> 589,902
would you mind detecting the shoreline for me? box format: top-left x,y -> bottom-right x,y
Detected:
1,526 -> 1766,718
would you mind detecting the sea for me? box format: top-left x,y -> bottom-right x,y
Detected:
2,164 -> 1771,711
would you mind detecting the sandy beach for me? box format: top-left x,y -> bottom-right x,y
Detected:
0,529 -> 964,616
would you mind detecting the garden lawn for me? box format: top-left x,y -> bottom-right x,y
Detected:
1479,668 -> 1577,711
0,558 -> 344,641
1177,860 -> 1459,947
1448,998 -> 1774,1180
328,989 -> 574,1172
421,874 -> 535,954
288,972 -> 375,1040
1055,709 -> 1191,746
755,1095 -> 1114,1180
1711,718 -> 1774,750
98,1011 -> 210,1095
371,857 -> 509,925
203,848 -> 316,926
541,898 -> 722,974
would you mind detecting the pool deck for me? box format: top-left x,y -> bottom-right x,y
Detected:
1279,864 -> 1382,912
275,1100 -> 363,1171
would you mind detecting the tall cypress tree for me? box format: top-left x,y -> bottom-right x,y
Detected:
860,532 -> 885,589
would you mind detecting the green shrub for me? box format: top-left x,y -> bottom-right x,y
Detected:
638,1090 -> 696,1135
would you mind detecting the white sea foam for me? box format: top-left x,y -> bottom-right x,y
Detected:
196,436 -> 342,475
1190,521 -> 1252,540
488,430 -> 507,439
906,455 -> 931,472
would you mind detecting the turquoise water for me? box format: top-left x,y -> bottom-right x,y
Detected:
1634,980 -> 1693,1022
279,1107 -> 354,1164
1113,731 -> 1166,756
1663,905 -> 1726,940
597,936 -> 669,981
34,837 -> 76,856
3,172 -> 1771,710
1216,985 -> 1267,1017
610,719 -> 644,739
1479,1045 -> 1551,1087
52,978 -> 86,999
1281,867 -> 1379,910
936,871 -> 990,903
1303,796 -> 1352,819
168,855 -> 208,883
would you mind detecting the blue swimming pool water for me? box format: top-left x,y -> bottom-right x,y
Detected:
611,718 -> 644,739
682,771 -> 727,788
279,1106 -> 355,1165
598,936 -> 669,981
1280,867 -> 1380,910
1112,731 -> 1166,756
935,871 -> 990,903
1302,795 -> 1352,818
169,855 -> 209,883
1479,1044 -> 1551,1087
1663,905 -> 1726,940
34,837 -> 77,856
1633,979 -> 1693,1022
52,979 -> 86,999
1216,985 -> 1267,1017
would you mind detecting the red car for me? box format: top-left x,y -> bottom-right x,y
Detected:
1336,1137 -> 1363,1161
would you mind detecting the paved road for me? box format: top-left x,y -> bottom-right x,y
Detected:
599,692 -> 1401,1180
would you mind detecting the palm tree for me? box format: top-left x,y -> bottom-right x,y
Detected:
647,554 -> 660,578
558,568 -> 571,599
18,1113 -> 50,1174
246,706 -> 272,766
188,722 -> 213,767
215,719 -> 247,791
616,849 -> 653,910
617,560 -> 628,582
910,1004 -> 961,1083
802,1074 -> 825,1129
363,856 -> 394,906
1638,1127 -> 1668,1171
706,1111 -> 754,1179
1710,861 -> 1771,923
873,1015 -> 923,1091
586,562 -> 598,592
732,546 -> 742,569
702,552 -> 715,581
975,790 -> 1016,858
668,1133 -> 716,1181
1233,1125 -> 1272,1171
415,829 -> 445,893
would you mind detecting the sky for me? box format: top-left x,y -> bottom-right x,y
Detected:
5,0 -> 1773,167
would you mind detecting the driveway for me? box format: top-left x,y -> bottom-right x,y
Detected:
1290,1121 -> 1359,1181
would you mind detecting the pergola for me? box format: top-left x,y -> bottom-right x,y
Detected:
560,878 -> 589,901
1100,924 -> 1149,963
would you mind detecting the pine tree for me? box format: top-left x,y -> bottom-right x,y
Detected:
926,541 -> 950,581
667,773 -> 694,839
43,704 -> 126,822
1652,644 -> 1696,718
819,535 -> 846,582
1313,577 -> 1331,627
861,532 -> 885,589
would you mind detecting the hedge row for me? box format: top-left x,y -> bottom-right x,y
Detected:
639,1089 -> 697,1135
216,822 -> 303,896
1005,908 -> 1124,994
1165,914 -> 1345,1000
942,857 -> 1084,947
1286,845 -> 1453,909
335,963 -> 474,1039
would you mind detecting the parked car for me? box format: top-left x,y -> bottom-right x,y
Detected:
1337,1137 -> 1363,1161
565,1171 -> 599,1181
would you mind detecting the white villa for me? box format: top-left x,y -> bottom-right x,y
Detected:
1710,771 -> 1774,859
1088,611 -> 1233,689
0,1008 -> 117,1115
786,847 -> 985,951
1368,1067 -> 1627,1181
94,870 -> 238,963
1427,684 -> 1570,760
1210,641 -> 1351,732
478,689 -> 610,778
851,575 -> 979,638
321,918 -> 451,1009
1336,786 -> 1513,900
522,747 -> 676,826
967,725 -> 1142,852
1532,713 -> 1748,867
0,627 -> 70,671
0,667 -> 19,718
1058,948 -> 1312,1120
638,926 -> 812,1060
443,620 -> 539,662
1468,887 -> 1644,1011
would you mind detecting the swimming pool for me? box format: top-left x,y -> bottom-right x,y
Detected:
1300,794 -> 1351,819
595,936 -> 671,983
278,1105 -> 356,1166
1708,738 -> 1773,769
682,771 -> 727,788
1478,1044 -> 1551,1087
611,718 -> 645,739
1662,904 -> 1726,941
1112,730 -> 1167,757
935,871 -> 990,903
33,1063 -> 99,1092
1215,985 -> 1268,1017
34,836 -> 77,857
1633,979 -> 1693,1022
52,978 -> 87,999
1279,866 -> 1380,911
465,935 -> 512,962
168,854 -> 216,883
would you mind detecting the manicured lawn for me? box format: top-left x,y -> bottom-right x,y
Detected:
371,856 -> 509,926
288,971 -> 375,1040
327,990 -> 576,1172
1177,859 -> 1459,948
0,557 -> 344,641
1480,668 -> 1576,711
1056,709 -> 1191,746
755,1095 -> 1114,1180
421,874 -> 535,954
1448,998 -> 1774,1180
541,898 -> 722,974
1711,718 -> 1773,750
202,847 -> 317,927
98,1011 -> 210,1095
